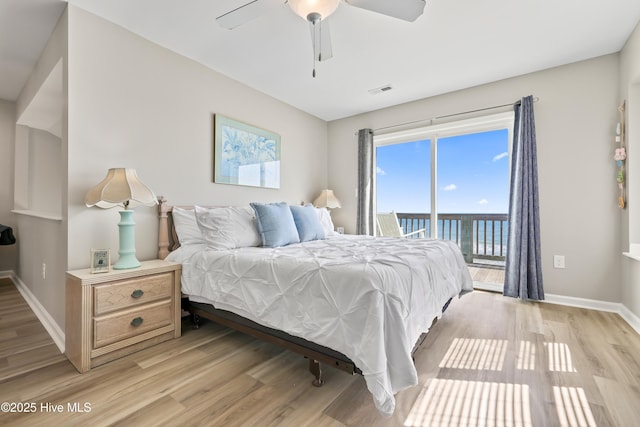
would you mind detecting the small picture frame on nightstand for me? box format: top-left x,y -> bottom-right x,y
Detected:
90,249 -> 110,273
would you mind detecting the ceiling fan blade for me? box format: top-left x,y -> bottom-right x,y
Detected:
216,0 -> 284,29
345,0 -> 426,22
308,19 -> 333,62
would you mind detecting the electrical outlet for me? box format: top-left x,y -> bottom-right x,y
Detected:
553,255 -> 565,269
42,263 -> 46,279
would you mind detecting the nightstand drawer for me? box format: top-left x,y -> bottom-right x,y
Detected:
94,272 -> 173,316
66,260 -> 181,372
94,300 -> 173,348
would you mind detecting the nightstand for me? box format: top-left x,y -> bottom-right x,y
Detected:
65,259 -> 182,372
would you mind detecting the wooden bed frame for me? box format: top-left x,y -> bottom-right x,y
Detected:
157,197 -> 445,386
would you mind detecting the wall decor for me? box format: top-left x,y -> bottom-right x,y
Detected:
614,102 -> 626,209
213,114 -> 281,189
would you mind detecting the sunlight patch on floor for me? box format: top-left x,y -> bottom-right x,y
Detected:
439,338 -> 508,371
545,343 -> 577,373
553,386 -> 597,427
516,341 -> 536,370
404,379 -> 532,427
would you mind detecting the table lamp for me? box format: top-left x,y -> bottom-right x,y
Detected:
313,189 -> 341,209
85,168 -> 157,270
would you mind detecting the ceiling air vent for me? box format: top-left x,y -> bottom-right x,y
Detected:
368,84 -> 393,95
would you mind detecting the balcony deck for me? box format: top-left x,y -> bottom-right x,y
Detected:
468,264 -> 505,288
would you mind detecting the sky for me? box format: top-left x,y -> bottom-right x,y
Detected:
376,129 -> 510,214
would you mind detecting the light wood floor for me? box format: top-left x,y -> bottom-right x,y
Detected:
2,278 -> 640,426
0,278 -> 66,381
468,265 -> 505,287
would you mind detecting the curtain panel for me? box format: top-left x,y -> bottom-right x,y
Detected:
504,95 -> 544,300
357,128 -> 375,235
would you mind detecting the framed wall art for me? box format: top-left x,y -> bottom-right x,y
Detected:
213,114 -> 281,189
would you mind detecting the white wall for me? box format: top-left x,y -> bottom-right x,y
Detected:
28,128 -> 62,215
0,100 -> 17,272
328,55 -> 621,302
12,10 -> 67,328
66,6 -> 328,274
620,20 -> 640,320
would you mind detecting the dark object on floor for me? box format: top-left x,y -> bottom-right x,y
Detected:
0,225 -> 15,245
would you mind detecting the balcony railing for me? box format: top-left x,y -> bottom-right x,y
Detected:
395,212 -> 508,266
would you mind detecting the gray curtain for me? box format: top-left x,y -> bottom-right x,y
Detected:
504,95 -> 544,300
357,128 -> 375,235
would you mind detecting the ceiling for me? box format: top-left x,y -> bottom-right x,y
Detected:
3,1 -> 640,121
0,0 -> 66,101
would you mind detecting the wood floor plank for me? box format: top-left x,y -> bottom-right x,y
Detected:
170,371 -> 264,426
195,378 -> 289,427
594,375 -> 640,427
110,395 -> 186,427
0,359 -> 79,402
247,349 -> 358,422
0,343 -> 67,381
169,339 -> 284,405
0,279 -> 67,383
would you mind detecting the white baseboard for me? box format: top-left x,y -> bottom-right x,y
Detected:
6,272 -> 65,353
473,282 -> 640,337
542,293 -> 640,336
544,293 -> 624,313
619,305 -> 640,335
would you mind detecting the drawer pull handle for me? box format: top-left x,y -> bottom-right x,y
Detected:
130,317 -> 144,327
131,290 -> 144,299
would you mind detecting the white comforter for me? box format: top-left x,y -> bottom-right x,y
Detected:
168,235 -> 473,415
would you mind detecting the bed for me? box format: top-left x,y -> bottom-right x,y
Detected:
157,198 -> 473,415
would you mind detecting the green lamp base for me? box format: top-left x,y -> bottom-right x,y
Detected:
113,210 -> 141,270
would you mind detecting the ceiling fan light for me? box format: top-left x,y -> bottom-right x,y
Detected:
288,0 -> 341,21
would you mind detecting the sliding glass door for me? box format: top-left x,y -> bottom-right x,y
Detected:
376,139 -> 432,235
375,112 -> 513,268
436,129 -> 510,265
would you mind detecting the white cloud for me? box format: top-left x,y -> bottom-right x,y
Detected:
443,184 -> 457,191
493,152 -> 509,162
376,166 -> 386,175
477,199 -> 489,205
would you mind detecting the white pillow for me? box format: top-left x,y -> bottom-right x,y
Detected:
194,205 -> 261,250
315,207 -> 338,236
172,206 -> 205,246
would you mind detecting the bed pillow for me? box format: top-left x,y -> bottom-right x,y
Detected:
250,202 -> 300,248
290,205 -> 326,242
194,205 -> 261,250
171,206 -> 205,246
315,207 -> 338,236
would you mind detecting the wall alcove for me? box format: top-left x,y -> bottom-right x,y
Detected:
13,59 -> 63,221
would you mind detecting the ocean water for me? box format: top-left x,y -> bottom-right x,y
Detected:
400,217 -> 508,257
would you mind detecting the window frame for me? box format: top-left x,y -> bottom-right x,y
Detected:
374,111 -> 515,238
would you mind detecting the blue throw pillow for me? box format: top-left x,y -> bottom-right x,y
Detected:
290,205 -> 326,242
250,202 -> 300,248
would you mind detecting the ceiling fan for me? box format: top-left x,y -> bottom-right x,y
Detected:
216,0 -> 427,77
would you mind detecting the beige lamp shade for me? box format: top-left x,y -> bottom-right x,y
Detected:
313,189 -> 341,209
85,168 -> 157,209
